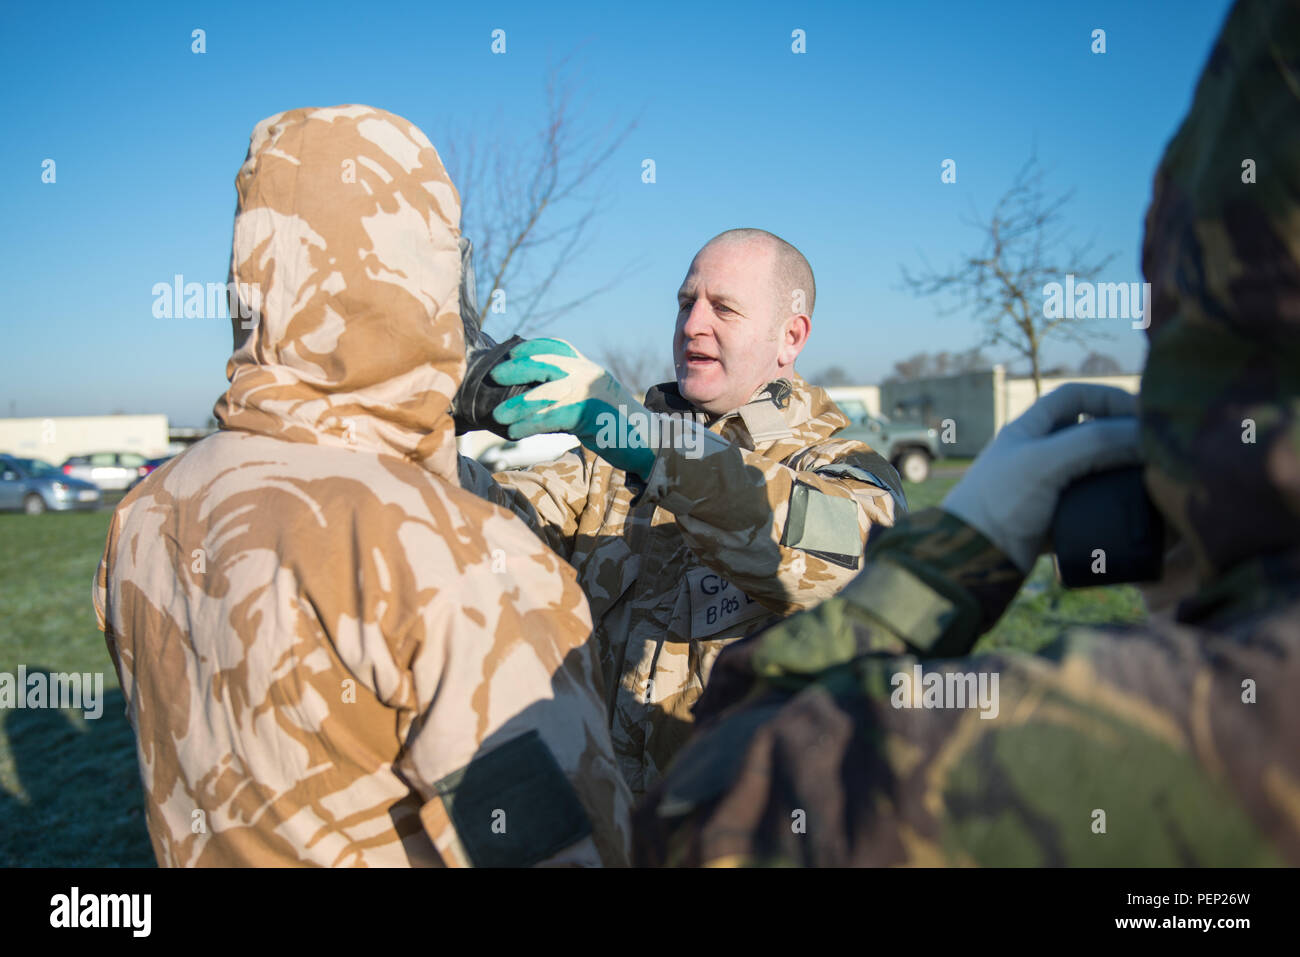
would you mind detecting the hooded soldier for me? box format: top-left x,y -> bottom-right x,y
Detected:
634,0 -> 1300,866
94,105 -> 631,867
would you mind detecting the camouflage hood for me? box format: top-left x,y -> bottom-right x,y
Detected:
214,105 -> 465,481
1140,0 -> 1300,582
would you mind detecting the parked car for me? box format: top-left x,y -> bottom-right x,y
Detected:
60,451 -> 152,491
0,454 -> 101,514
478,433 -> 581,472
127,455 -> 175,491
836,412 -> 943,484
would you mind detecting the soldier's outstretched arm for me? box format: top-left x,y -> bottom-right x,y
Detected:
457,451 -> 594,561
639,548 -> 1298,866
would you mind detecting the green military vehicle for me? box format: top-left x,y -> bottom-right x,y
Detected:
825,391 -> 943,484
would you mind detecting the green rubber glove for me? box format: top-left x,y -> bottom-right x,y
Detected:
491,338 -> 658,479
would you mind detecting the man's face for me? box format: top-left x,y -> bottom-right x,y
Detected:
674,240 -> 788,415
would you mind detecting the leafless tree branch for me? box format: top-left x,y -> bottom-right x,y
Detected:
442,60 -> 640,338
899,155 -> 1115,396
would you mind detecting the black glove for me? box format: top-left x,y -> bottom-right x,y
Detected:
450,237 -> 531,438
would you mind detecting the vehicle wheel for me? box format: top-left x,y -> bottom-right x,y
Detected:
23,493 -> 47,515
895,449 -> 930,484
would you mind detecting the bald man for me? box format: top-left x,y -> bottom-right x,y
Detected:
458,228 -> 906,797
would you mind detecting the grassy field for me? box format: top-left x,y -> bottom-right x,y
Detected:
0,473 -> 1144,866
0,508 -> 154,866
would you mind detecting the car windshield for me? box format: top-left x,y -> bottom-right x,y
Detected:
14,458 -> 60,477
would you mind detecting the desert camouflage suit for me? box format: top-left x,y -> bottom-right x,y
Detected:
94,106 -> 632,867
459,379 -> 903,796
635,0 -> 1300,866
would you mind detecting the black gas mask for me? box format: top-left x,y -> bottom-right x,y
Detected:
450,237 -> 531,438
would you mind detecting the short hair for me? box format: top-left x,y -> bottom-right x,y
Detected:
703,228 -> 816,321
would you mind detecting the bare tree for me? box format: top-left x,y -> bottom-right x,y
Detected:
952,346 -> 993,373
887,353 -> 928,382
900,156 -> 1114,396
886,346 -> 990,382
597,343 -> 674,398
441,61 -> 638,338
1080,351 -> 1123,375
812,365 -> 855,387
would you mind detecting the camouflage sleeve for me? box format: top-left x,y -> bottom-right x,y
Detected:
639,433 -> 902,614
691,507 -> 1024,711
637,603 -> 1299,866
637,536 -> 1299,867
457,451 -> 595,561
840,507 -> 1028,656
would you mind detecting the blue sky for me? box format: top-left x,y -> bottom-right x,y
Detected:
0,0 -> 1233,425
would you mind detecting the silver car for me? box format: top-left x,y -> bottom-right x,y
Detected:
0,454 -> 101,514
60,451 -> 151,491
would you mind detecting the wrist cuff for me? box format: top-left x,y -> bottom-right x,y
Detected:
843,556 -> 983,657
848,508 -> 1027,655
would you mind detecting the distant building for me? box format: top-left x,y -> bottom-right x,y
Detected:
0,415 -> 171,465
879,365 -> 1141,457
823,385 -> 881,421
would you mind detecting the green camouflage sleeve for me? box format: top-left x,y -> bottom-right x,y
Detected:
635,511 -> 1299,866
457,451 -> 595,562
640,431 -> 900,616
636,589 -> 1298,866
684,507 -> 1024,701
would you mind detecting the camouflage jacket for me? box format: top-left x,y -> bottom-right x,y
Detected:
635,0 -> 1300,867
459,376 -> 903,796
94,106 -> 631,867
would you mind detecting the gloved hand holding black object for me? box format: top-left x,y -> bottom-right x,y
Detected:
942,383 -> 1143,573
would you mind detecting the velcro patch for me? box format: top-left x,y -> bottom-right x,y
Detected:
782,482 -> 863,567
430,730 -> 591,867
848,560 -> 958,654
738,400 -> 794,444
